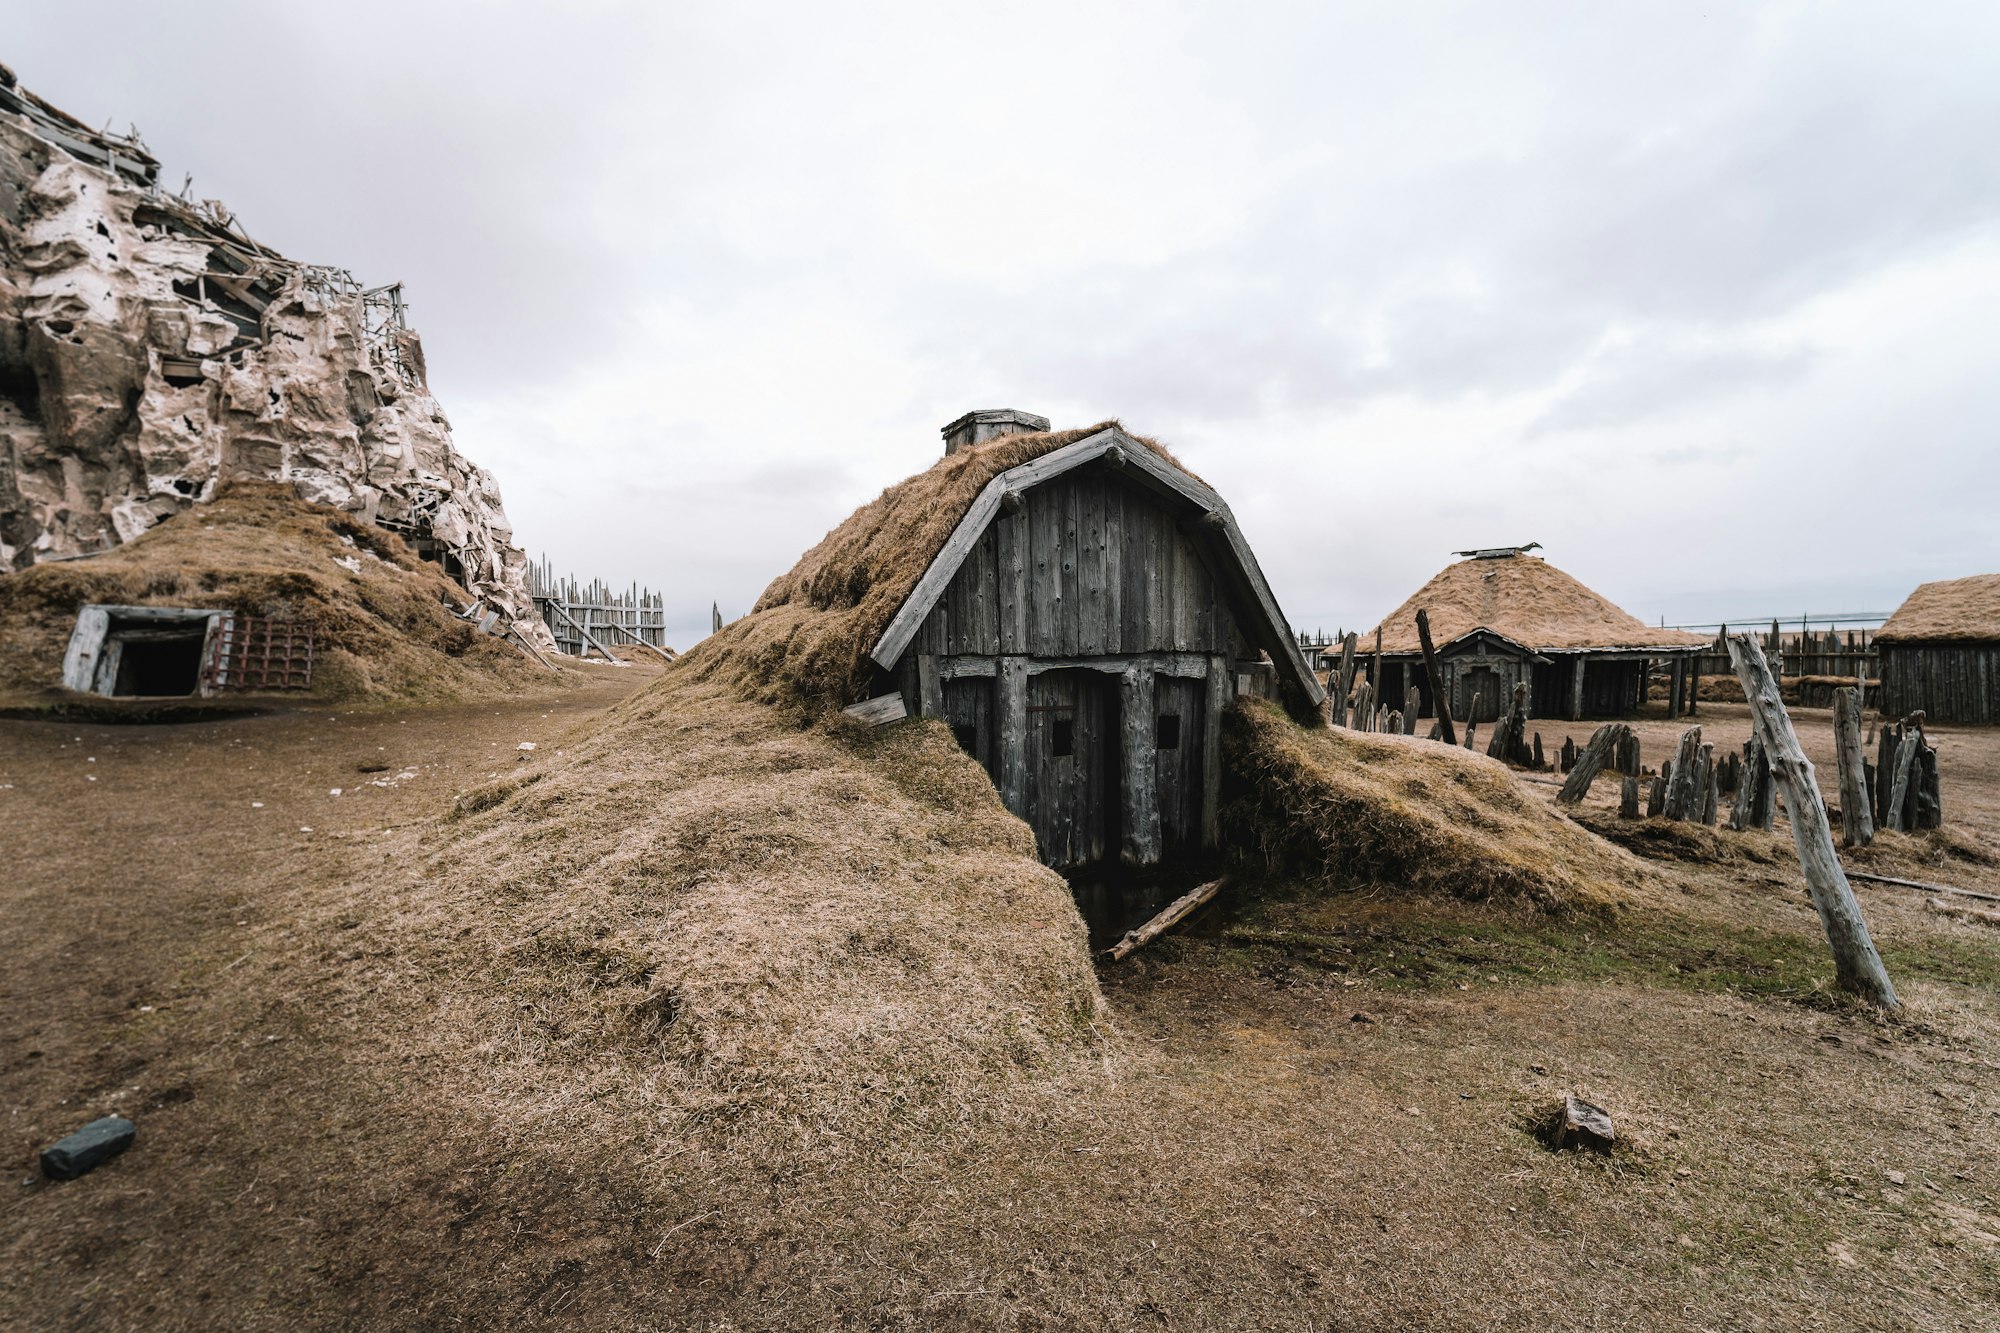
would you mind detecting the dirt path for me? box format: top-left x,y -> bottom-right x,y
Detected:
0,673 -> 647,1330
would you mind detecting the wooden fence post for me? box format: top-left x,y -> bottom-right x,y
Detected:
1557,723 -> 1627,804
1415,610 -> 1457,747
1833,686 -> 1874,847
1727,633 -> 1899,1010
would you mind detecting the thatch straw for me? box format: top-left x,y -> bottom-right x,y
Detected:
1366,555 -> 1706,654
680,421 -> 1187,717
0,481 -> 550,704
1221,699 -> 1649,911
1875,573 -> 2000,645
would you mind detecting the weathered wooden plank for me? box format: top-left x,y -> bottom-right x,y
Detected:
1105,877 -> 1225,962
1728,632 -> 1899,1010
997,656 -> 1028,820
1833,686 -> 1874,848
1203,654 -> 1227,847
916,653 -> 943,719
1121,665 -> 1161,864
841,693 -> 908,727
1557,723 -> 1626,804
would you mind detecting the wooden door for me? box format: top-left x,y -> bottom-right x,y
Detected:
1459,665 -> 1502,723
1024,669 -> 1117,869
1153,675 -> 1206,854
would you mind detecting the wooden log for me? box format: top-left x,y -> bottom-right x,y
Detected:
1886,724 -> 1922,833
1557,723 -> 1626,804
1698,742 -> 1719,825
1405,686 -> 1421,734
1664,726 -> 1703,821
841,693 -> 908,727
1105,877 -> 1225,962
1620,774 -> 1640,819
1916,742 -> 1941,831
1648,767 -> 1669,817
1844,868 -> 2000,906
1333,632 -> 1358,727
1415,610 -> 1457,747
1832,686 -> 1874,848
1727,633 -> 1899,1010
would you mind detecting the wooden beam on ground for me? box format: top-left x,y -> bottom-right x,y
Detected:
1105,878 -> 1226,962
1842,869 -> 2000,906
1728,632 -> 1899,1011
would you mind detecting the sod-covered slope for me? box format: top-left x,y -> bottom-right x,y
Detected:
1222,700 -> 1649,911
361,670 -> 1105,1141
0,481 -> 550,704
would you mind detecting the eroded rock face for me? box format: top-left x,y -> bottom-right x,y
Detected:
0,72 -> 549,642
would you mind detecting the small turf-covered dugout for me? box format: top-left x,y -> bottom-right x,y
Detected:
687,411 -> 1323,875
1876,572 -> 2000,724
1362,549 -> 1706,723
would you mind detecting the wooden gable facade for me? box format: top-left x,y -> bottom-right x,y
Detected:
870,425 -> 1321,873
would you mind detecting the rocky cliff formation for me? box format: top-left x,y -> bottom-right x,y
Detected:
0,65 -> 546,638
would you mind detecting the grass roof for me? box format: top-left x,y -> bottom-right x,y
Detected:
681,421 -> 1187,716
1366,554 -> 1706,654
1875,573 -> 2000,645
0,481 -> 551,705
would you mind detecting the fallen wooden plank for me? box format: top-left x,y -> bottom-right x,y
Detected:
1105,878 -> 1225,962
841,693 -> 908,727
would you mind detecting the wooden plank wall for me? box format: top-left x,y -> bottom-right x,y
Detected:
1879,645 -> 2000,724
913,471 -> 1243,660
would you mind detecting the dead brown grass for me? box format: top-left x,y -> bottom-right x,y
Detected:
348,667 -> 1107,1143
0,481 -> 551,705
1876,571 -> 2000,644
678,420 -> 1186,717
1369,553 -> 1708,654
1221,698 -> 1654,911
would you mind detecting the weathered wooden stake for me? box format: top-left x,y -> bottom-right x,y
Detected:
1557,723 -> 1629,804
1405,686 -> 1421,735
1886,718 -> 1923,833
1664,726 -> 1703,821
1648,767 -> 1669,817
1620,774 -> 1640,819
1833,686 -> 1874,848
1414,610 -> 1457,747
1727,633 -> 1899,1010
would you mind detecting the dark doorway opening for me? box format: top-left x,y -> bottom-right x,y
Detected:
111,628 -> 208,696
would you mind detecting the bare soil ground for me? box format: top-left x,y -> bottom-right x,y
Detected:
4,685 -> 1998,1331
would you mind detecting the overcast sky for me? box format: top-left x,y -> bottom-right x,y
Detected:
12,2 -> 1998,647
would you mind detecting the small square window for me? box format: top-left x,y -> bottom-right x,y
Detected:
952,722 -> 979,755
1052,718 -> 1075,757
1156,714 -> 1181,750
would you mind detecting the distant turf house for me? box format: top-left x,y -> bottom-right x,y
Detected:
1363,547 -> 1706,722
1875,573 -> 2000,725
845,410 -> 1322,872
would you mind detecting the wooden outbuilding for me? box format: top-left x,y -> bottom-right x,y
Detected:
1875,573 -> 2000,724
1362,549 -> 1706,722
838,410 -> 1323,872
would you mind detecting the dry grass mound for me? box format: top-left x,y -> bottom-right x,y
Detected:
1221,699 -> 1651,911
339,668 -> 1106,1145
1369,553 -> 1707,654
680,420 -> 1185,716
0,481 -> 549,704
1876,572 -> 2000,644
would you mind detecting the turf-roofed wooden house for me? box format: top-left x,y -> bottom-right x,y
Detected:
1363,548 -> 1706,722
772,410 -> 1322,873
1875,573 -> 2000,725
